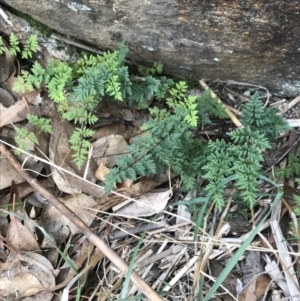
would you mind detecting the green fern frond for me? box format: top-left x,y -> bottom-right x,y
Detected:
155,76 -> 174,100
14,127 -> 39,155
22,34 -> 38,59
275,155 -> 300,179
241,92 -> 290,140
0,37 -> 4,55
105,75 -> 122,100
69,127 -> 93,168
9,33 -> 20,56
27,114 -> 52,134
198,90 -> 227,119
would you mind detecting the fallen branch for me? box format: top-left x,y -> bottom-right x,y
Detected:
0,143 -> 163,301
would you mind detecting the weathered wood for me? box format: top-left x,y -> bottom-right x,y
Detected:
1,0 -> 300,96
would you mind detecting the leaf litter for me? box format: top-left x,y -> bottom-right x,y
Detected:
0,26 -> 299,301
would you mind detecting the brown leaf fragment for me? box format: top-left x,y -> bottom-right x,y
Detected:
92,134 -> 128,167
95,164 -> 110,182
49,112 -> 104,197
7,214 -> 40,252
238,275 -> 272,301
114,189 -> 171,217
0,95 -> 39,127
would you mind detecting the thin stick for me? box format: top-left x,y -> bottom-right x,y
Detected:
0,7 -> 13,26
0,143 -> 163,301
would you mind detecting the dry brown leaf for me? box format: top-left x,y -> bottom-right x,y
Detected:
114,188 -> 171,217
92,134 -> 128,167
0,93 -> 41,127
49,112 -> 104,197
7,214 -> 40,252
0,153 -> 43,190
0,251 -> 54,300
117,178 -> 134,189
95,164 -> 110,181
238,275 -> 272,301
93,121 -> 127,139
40,193 -> 96,243
0,273 -> 43,298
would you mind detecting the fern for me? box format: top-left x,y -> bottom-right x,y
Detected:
275,153 -> 300,179
27,114 -> 52,133
12,41 -> 162,168
197,90 -> 228,124
138,61 -> 164,76
22,34 -> 38,59
69,127 -> 94,167
201,93 -> 289,209
241,92 -> 290,140
14,127 -> 39,155
165,81 -> 199,127
0,37 -> 4,55
105,75 -> 122,100
104,107 -> 206,192
9,33 -> 20,56
105,92 -> 289,212
127,76 -> 159,108
13,71 -> 34,93
0,33 -> 38,58
155,76 -> 174,100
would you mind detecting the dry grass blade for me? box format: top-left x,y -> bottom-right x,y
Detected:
269,200 -> 300,298
0,143 -> 163,301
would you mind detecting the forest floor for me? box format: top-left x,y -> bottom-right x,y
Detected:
0,11 -> 300,301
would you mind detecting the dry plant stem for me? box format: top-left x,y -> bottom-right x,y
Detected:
193,196 -> 232,289
213,79 -> 270,108
0,7 -> 13,26
107,220 -> 168,240
280,96 -> 300,114
99,275 -> 125,301
199,80 -> 242,128
224,104 -> 241,115
0,143 -> 163,301
281,198 -> 300,266
192,200 -> 215,288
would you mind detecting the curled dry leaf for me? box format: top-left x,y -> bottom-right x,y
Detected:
40,193 -> 97,244
93,121 -> 127,140
114,188 -> 171,217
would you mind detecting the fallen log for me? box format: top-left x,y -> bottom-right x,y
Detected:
0,0 -> 300,96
